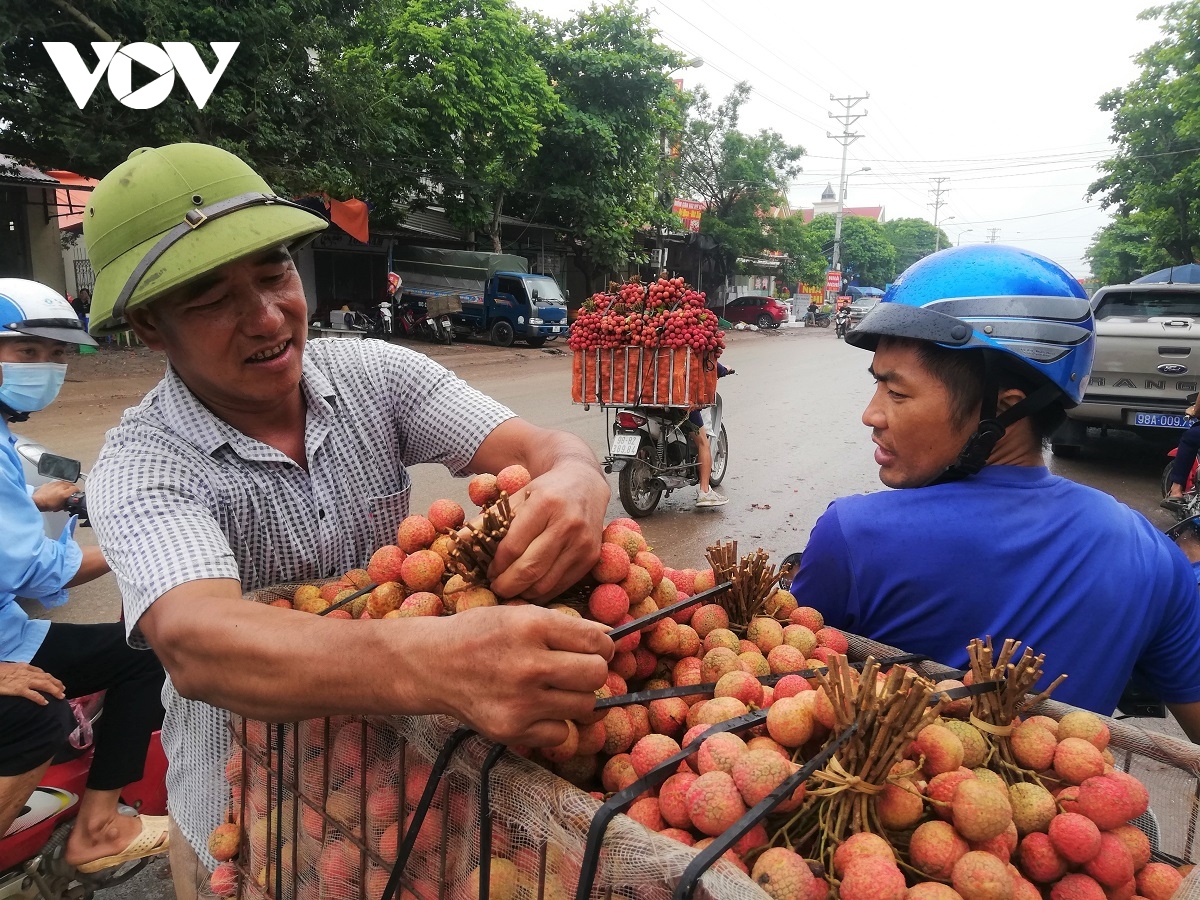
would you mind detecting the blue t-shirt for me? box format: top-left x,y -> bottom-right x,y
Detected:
0,419 -> 81,663
790,465 -> 1200,714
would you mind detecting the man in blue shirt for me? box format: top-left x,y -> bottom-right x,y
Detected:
0,280 -> 167,872
789,246 -> 1200,735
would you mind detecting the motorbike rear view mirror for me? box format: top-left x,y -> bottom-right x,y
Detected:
37,453 -> 81,483
531,288 -> 540,300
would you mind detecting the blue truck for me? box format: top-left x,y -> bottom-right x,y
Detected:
390,246 -> 568,348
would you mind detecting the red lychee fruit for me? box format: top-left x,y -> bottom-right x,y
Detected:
715,670 -> 765,709
703,627 -> 741,654
739,651 -> 771,678
1050,874 -> 1106,900
843,857 -> 907,900
1105,770 -> 1150,821
399,549 -> 443,591
917,723 -> 967,777
395,515 -> 436,553
751,847 -> 817,900
701,647 -> 743,683
467,473 -> 500,507
658,770 -> 698,829
762,589 -> 798,621
767,644 -> 807,675
833,832 -> 895,875
747,735 -> 790,759
633,646 -> 658,679
1053,738 -> 1105,785
602,708 -> 635,755
367,545 -> 407,584
933,679 -> 973,719
588,582 -> 631,625
746,616 -> 785,653
1010,723 -> 1057,772
693,569 -> 717,593
209,861 -> 238,897
454,586 -> 497,611
970,825 -> 1016,864
640,618 -> 676,656
943,720 -> 987,769
815,626 -> 849,654
952,779 -> 1014,843
395,591 -> 442,617
541,720 -> 580,764
626,796 -> 663,832
910,820 -> 970,880
695,696 -> 749,726
1136,863 -> 1183,900
208,823 -> 240,862
685,770 -> 746,836
1057,711 -> 1109,750
876,779 -> 926,830
695,732 -> 748,775
619,564 -> 654,604
367,581 -> 404,618
633,551 -> 664,586
951,851 -> 1013,900
731,748 -> 795,807
774,674 -> 813,699
427,498 -> 465,532
1017,832 -> 1067,884
626,704 -> 651,744
495,464 -> 532,496
1047,812 -> 1101,865
651,576 -> 678,610
790,606 -> 824,630
630,734 -> 680,777
660,827 -> 695,845
1109,823 -> 1151,872
575,719 -> 607,757
690,604 -> 730,637
907,885 -> 965,900
667,568 -> 698,595
610,649 -> 637,681
767,696 -> 815,748
647,696 -> 689,738
675,624 -> 701,658
591,542 -> 632,584
1082,832 -> 1134,888
1072,775 -> 1133,831
1008,782 -> 1056,835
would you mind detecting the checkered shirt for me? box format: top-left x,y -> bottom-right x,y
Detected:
88,338 -> 514,867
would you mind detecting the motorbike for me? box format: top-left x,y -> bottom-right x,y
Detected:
1161,445 -> 1200,520
604,395 -> 729,518
834,307 -> 852,339
805,309 -> 832,328
395,296 -> 453,345
3,441 -> 168,900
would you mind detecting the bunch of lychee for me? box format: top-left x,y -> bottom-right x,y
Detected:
568,276 -> 726,355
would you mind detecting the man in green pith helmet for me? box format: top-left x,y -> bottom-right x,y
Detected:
83,143 -> 614,896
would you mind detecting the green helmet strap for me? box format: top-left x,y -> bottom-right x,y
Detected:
112,191 -> 314,322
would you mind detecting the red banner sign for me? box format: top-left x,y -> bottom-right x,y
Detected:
825,270 -> 842,292
672,198 -> 705,234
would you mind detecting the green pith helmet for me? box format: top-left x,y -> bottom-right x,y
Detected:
83,143 -> 328,335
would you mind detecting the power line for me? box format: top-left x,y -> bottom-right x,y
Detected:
929,178 -> 950,251
828,94 -> 869,280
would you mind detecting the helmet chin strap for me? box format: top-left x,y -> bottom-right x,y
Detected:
0,400 -> 29,423
929,355 -> 1063,485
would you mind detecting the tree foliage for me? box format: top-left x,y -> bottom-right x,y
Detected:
883,217 -> 952,273
1088,1 -> 1200,267
0,0 -> 414,207
1085,213 -> 1172,285
677,84 -> 804,283
808,214 -> 896,287
517,1 -> 681,289
769,215 -> 826,287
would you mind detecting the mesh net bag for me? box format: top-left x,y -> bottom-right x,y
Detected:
214,583 -> 770,900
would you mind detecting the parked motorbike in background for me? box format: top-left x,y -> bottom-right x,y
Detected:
3,440 -> 168,900
604,395 -> 729,518
834,307 -> 852,339
395,297 -> 453,345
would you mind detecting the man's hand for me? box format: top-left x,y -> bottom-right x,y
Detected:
32,481 -> 79,513
469,419 -> 610,602
486,460 -> 609,601
419,605 -> 613,746
0,662 -> 65,705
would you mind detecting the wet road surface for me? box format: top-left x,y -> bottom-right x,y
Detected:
9,325 -> 1189,896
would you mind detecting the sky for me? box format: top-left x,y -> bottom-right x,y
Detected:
517,0 -> 1164,277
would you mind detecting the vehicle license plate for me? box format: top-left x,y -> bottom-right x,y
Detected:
611,433 -> 642,456
551,325 -> 562,333
1132,411 -> 1190,428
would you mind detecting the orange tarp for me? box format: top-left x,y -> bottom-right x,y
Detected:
45,170 -> 98,230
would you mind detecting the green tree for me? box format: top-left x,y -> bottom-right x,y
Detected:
1088,1 -> 1200,264
808,214 -> 896,287
385,0 -> 559,253
883,217 -> 952,273
516,2 -> 682,291
677,84 -> 804,286
1085,213 -> 1172,284
771,214 -> 826,287
0,0 -> 414,207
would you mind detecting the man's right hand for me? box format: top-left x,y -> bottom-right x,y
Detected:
418,605 -> 613,747
0,662 -> 65,705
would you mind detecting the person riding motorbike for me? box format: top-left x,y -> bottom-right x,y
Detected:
805,299 -> 820,326
1161,393 -> 1200,514
788,245 -> 1200,734
0,279 -> 167,873
692,361 -> 733,508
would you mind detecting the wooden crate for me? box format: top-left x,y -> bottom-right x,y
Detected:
571,346 -> 718,407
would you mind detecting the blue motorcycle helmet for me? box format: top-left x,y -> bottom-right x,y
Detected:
846,245 -> 1096,480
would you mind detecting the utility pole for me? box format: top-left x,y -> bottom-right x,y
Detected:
986,227 -> 1001,243
929,178 -> 950,252
828,93 -> 869,303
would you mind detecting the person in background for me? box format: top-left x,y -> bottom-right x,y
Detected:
1161,393 -> 1200,513
692,361 -> 734,508
788,245 -> 1200,735
0,279 -> 167,874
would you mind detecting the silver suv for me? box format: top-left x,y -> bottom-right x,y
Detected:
1053,282 -> 1200,456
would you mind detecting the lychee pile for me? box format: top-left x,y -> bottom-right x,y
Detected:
567,276 -> 726,355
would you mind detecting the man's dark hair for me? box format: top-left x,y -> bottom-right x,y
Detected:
892,337 -> 1067,444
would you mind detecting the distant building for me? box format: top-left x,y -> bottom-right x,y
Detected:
799,183 -> 885,224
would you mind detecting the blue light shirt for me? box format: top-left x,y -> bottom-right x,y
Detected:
0,418 -> 81,663
790,465 -> 1200,714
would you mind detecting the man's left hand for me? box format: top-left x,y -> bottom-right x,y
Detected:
33,481 -> 79,513
487,461 -> 609,602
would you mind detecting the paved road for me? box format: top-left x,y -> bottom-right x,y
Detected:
9,325 -> 1185,896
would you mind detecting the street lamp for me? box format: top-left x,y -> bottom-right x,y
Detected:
953,227 -> 974,246
669,58 -> 704,75
842,166 -> 871,200
933,216 -> 955,253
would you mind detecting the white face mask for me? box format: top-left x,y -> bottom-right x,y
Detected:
0,362 -> 67,412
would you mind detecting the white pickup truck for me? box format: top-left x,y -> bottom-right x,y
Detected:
1052,282 -> 1200,456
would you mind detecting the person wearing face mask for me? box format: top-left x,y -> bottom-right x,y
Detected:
0,279 -> 169,874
